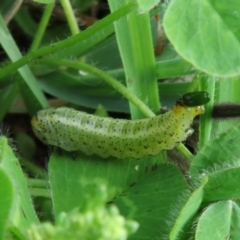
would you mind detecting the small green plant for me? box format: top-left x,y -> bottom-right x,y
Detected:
1,0 -> 240,239
27,184 -> 138,240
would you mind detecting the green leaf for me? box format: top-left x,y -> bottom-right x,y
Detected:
0,136 -> 39,237
108,0 -> 160,119
0,169 -> 14,240
0,83 -> 19,122
189,123 -> 240,179
195,201 -> 240,240
114,164 -> 189,239
48,152 -> 166,216
0,13 -> 48,114
33,0 -> 55,3
137,0 -> 160,12
156,56 -> 195,79
14,6 -> 38,38
170,177 -> 208,240
163,0 -> 240,77
203,167 -> 240,203
37,71 -> 130,112
36,66 -> 191,113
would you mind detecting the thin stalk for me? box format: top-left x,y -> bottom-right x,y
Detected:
60,0 -> 80,35
39,57 -> 156,117
27,178 -> 50,198
27,178 -> 48,188
175,144 -> 194,162
29,188 -> 51,198
30,2 -> 55,51
21,158 -> 47,179
199,75 -> 215,148
186,75 -> 199,92
60,0 -> 86,63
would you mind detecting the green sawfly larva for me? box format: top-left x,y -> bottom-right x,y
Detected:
31,91 -> 210,159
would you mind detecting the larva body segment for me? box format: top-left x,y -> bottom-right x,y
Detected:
31,103 -> 205,159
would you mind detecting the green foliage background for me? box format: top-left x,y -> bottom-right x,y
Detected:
1,0 -> 240,239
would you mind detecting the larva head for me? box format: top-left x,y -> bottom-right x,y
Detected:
174,91 -> 209,118
182,91 -> 210,107
171,92 -> 209,140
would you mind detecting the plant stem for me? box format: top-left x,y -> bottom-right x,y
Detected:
199,75 -> 215,148
21,158 -> 46,179
27,179 -> 50,198
39,57 -> 156,117
29,188 -> 50,198
60,0 -> 80,35
175,144 -> 194,162
30,2 -> 55,51
27,178 -> 48,188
